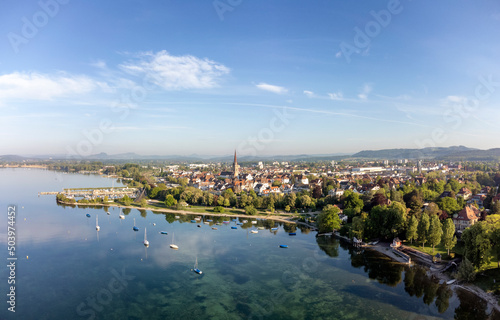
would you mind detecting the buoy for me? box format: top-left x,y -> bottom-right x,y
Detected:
26,256 -> 29,259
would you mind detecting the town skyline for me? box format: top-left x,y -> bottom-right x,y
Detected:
1,1 -> 500,156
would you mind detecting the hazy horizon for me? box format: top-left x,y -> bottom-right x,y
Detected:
1,1 -> 499,157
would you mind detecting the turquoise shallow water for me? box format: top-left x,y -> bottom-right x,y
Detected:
0,168 -> 492,320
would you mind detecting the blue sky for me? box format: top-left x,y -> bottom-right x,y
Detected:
1,0 -> 499,157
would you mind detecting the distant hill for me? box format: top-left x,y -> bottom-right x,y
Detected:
440,148 -> 500,161
352,146 -> 477,160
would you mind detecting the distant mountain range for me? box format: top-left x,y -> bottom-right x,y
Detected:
2,146 -> 500,162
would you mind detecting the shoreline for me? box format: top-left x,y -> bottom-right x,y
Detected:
56,200 -> 313,227
365,242 -> 500,315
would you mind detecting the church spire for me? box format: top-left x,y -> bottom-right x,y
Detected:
233,150 -> 239,178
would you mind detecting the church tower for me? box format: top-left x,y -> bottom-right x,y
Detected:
233,150 -> 240,178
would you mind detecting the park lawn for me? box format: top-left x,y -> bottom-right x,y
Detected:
406,242 -> 457,260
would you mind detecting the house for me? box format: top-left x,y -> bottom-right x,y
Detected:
457,188 -> 472,200
467,194 -> 487,208
328,188 -> 344,197
390,237 -> 402,248
453,205 -> 480,231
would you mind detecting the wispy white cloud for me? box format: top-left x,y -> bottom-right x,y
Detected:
328,91 -> 343,100
119,51 -> 230,90
358,84 -> 372,100
0,72 -> 103,101
303,90 -> 315,98
335,51 -> 342,58
442,95 -> 467,105
256,83 -> 288,94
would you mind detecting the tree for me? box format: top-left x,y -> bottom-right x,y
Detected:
284,205 -> 291,212
343,190 -> 364,212
404,189 -> 424,214
140,198 -> 148,208
406,215 -> 418,244
417,212 -> 430,248
437,197 -> 461,216
165,194 -> 177,207
462,222 -> 492,269
441,219 -> 457,256
457,258 -> 476,282
428,214 -> 443,253
223,198 -> 230,207
491,201 -> 500,215
312,185 -> 322,199
351,212 -> 367,240
245,205 -> 257,215
317,204 -> 341,233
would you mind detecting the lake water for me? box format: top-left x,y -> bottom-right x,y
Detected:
0,168 -> 493,320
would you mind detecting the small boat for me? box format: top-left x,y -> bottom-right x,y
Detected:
242,220 -> 248,223
195,217 -> 201,221
133,218 -> 139,231
191,220 -> 196,223
86,213 -> 91,218
170,233 -> 178,250
236,222 -> 243,225
250,230 -> 258,234
160,231 -> 168,235
251,221 -> 257,224
271,227 -> 278,231
143,228 -> 149,247
204,221 -> 210,225
175,216 -> 180,219
197,225 -> 201,228
193,257 -> 202,274
231,226 -> 237,229
223,221 -> 230,224
289,232 -> 296,236
212,227 -> 218,230
96,216 -> 100,231
107,211 -> 110,215
446,279 -> 456,285
231,219 -> 237,222
279,245 -> 288,248
257,226 -> 265,230
207,219 -> 213,222
119,210 -> 125,219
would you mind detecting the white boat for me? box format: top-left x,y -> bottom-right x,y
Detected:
96,216 -> 100,231
250,230 -> 258,234
242,220 -> 248,223
143,228 -> 149,247
119,209 -> 125,219
251,221 -> 257,224
204,221 -> 210,225
193,257 -> 202,274
257,226 -> 265,230
175,216 -> 180,219
170,233 -> 178,250
195,216 -> 201,221
446,279 -> 456,285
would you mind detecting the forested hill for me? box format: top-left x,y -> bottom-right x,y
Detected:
352,146 -> 478,160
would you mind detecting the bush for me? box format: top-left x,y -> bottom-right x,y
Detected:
213,206 -> 225,213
